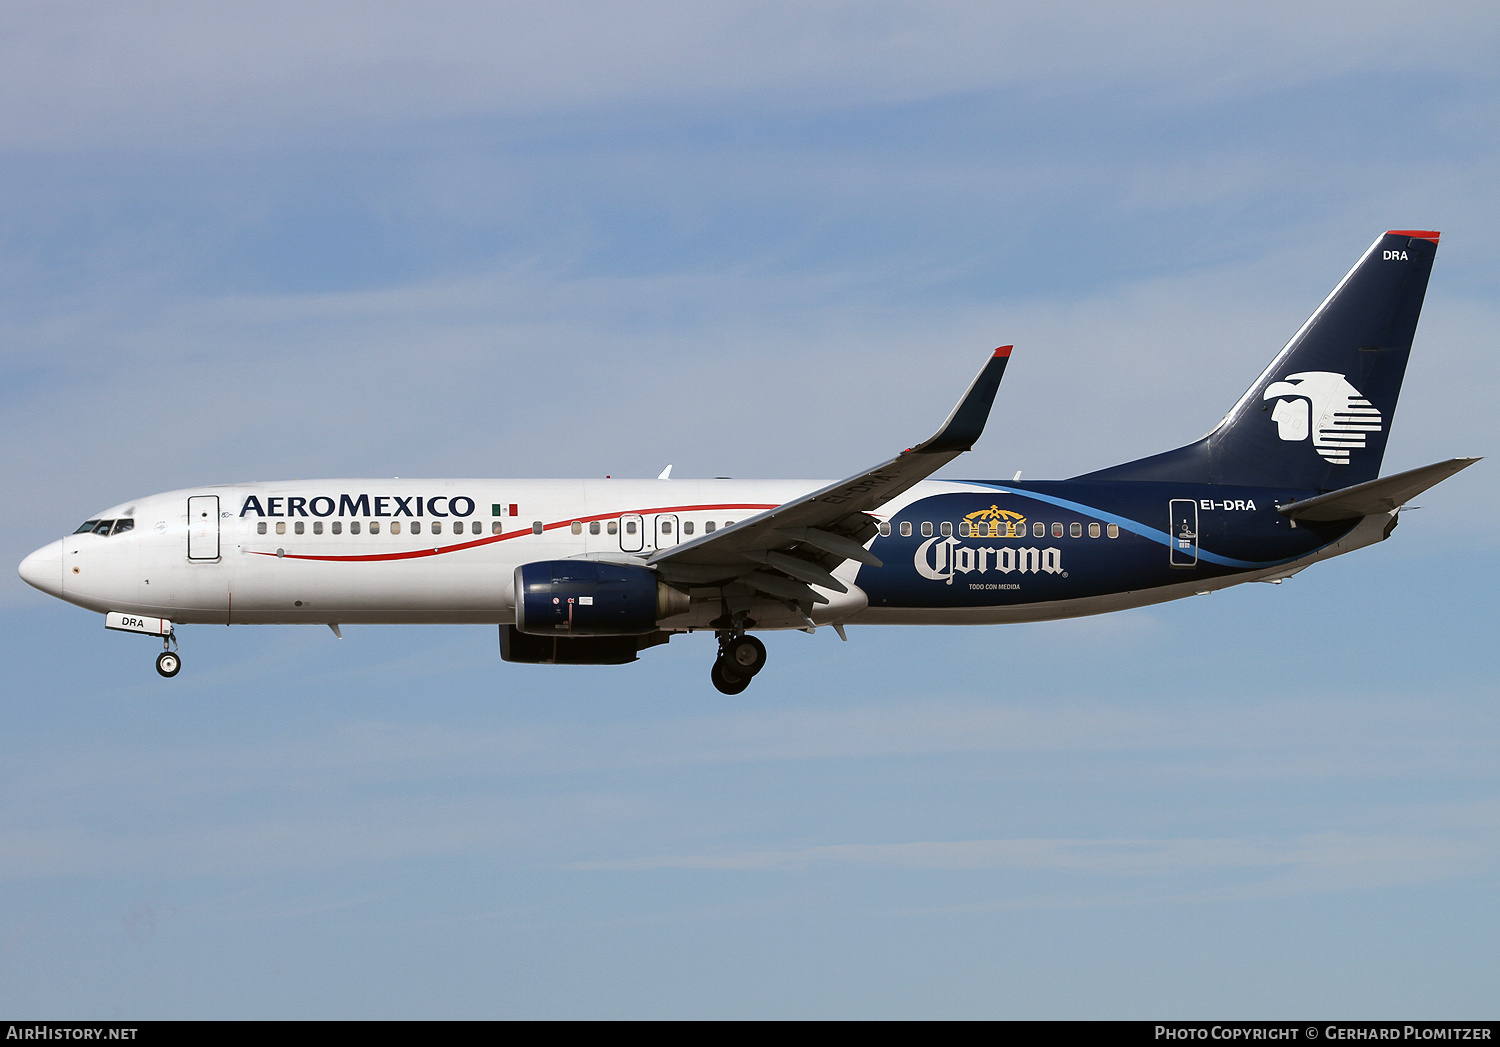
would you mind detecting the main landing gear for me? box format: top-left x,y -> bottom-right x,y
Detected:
711,632 -> 766,694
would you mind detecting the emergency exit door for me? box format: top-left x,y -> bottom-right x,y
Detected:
187,495 -> 220,561
655,515 -> 679,549
1168,499 -> 1198,567
618,514 -> 644,553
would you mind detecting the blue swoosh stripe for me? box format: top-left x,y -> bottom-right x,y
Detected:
963,483 -> 1305,570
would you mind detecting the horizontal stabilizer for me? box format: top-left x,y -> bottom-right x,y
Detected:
1278,457 -> 1480,522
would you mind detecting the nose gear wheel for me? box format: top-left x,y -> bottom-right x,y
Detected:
155,627 -> 181,678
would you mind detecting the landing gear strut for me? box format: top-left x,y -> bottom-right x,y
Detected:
711,632 -> 766,694
155,631 -> 181,678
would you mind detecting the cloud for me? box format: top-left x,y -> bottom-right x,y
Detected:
569,831 -> 1493,900
1,2 -> 1496,150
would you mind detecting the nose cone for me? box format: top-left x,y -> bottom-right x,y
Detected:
18,539 -> 64,597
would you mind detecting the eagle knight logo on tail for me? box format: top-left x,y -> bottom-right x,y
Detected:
1262,371 -> 1382,465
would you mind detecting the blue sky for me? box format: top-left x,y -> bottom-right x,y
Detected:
2,2 -> 1498,1018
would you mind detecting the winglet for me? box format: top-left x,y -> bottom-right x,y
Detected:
912,347 -> 1013,454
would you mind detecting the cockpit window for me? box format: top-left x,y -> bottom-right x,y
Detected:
75,518 -> 133,536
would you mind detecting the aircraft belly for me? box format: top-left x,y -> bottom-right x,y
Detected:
228,552 -> 513,622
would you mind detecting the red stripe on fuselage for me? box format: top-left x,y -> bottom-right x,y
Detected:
247,502 -> 778,563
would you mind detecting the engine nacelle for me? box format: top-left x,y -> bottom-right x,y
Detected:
514,560 -> 690,637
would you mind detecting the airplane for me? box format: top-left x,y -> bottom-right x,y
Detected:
17,230 -> 1478,694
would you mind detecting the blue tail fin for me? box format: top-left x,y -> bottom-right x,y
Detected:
1076,231 -> 1439,491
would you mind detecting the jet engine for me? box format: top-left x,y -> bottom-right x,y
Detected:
514,560 -> 689,637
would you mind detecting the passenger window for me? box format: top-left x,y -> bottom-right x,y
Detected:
75,520 -> 100,534
590,521 -> 601,535
332,521 -> 343,535
877,522 -> 891,536
940,522 -> 952,537
295,521 -> 305,535
899,521 -> 912,537
313,521 -> 324,535
571,521 -> 582,535
1107,523 -> 1120,538
93,520 -> 114,535
958,521 -> 971,537
921,522 -> 933,537
608,520 -> 618,535
491,521 -> 502,535
431,521 -> 441,534
257,521 -> 267,535
370,521 -> 380,534
276,522 -> 286,535
350,521 -> 361,534
705,521 -> 716,533
530,521 -> 541,535
625,521 -> 637,535
1033,522 -> 1044,537
391,521 -> 401,534
1088,522 -> 1100,538
661,521 -> 672,534
411,521 -> 421,534
112,519 -> 134,535
1070,522 -> 1082,538
725,521 -> 734,527
683,521 -> 694,536
1051,523 -> 1063,538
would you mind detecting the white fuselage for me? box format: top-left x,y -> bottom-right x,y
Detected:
20,476 -> 1388,634
29,479 -> 832,627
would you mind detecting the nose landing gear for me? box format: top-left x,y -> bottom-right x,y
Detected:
104,613 -> 182,678
711,632 -> 766,694
155,631 -> 181,677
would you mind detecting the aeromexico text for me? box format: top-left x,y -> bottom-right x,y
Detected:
240,495 -> 479,519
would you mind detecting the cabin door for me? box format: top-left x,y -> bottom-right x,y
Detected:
1168,499 -> 1198,567
187,495 -> 220,561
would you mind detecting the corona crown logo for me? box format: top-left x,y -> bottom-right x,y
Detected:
961,505 -> 1027,538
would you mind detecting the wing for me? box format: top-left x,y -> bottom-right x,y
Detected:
647,346 -> 1013,606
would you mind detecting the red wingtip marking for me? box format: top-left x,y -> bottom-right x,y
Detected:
1387,230 -> 1440,242
993,345 -> 1013,357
